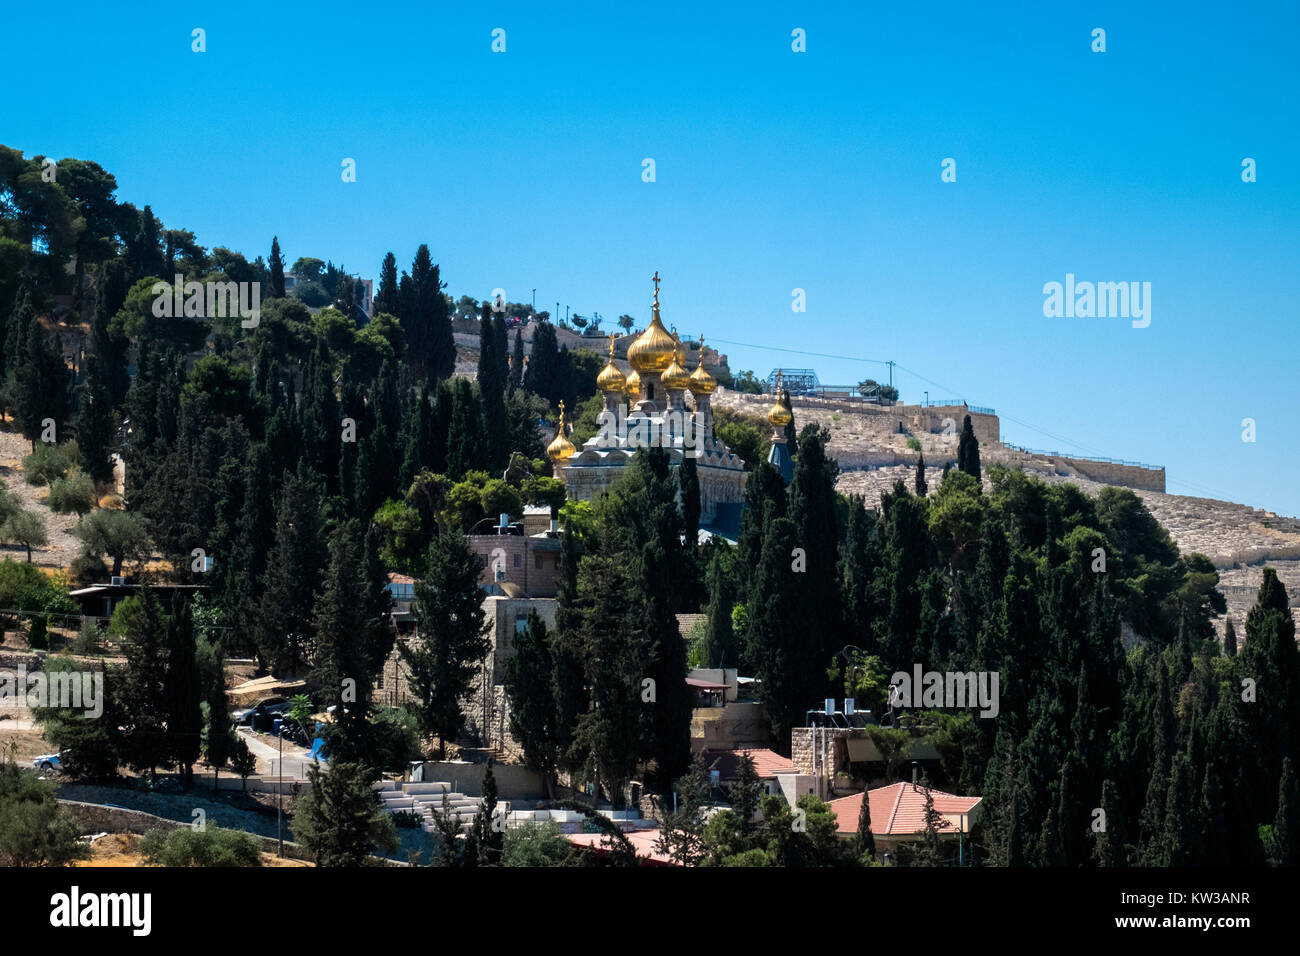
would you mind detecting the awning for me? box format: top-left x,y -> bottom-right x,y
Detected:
685,678 -> 729,691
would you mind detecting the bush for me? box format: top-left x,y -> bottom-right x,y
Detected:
0,559 -> 78,618
139,825 -> 263,867
906,437 -> 922,451
369,706 -> 423,773
502,821 -> 575,866
22,441 -> 81,486
48,468 -> 97,515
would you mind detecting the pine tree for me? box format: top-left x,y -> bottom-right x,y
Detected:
957,414 -> 981,483
399,528 -> 491,758
293,761 -> 398,866
269,236 -> 286,298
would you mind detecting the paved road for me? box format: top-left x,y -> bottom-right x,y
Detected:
236,727 -> 323,782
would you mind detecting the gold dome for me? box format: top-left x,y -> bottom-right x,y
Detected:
767,372 -> 793,427
688,336 -> 717,395
547,401 -> 576,460
661,334 -> 692,391
596,334 -> 627,393
625,367 -> 641,399
627,272 -> 677,373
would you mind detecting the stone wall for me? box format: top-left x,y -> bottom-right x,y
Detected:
58,800 -> 315,862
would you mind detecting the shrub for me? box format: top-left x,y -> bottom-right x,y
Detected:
0,559 -> 78,618
48,468 -> 97,515
22,441 -> 81,486
906,437 -> 922,451
139,825 -> 263,867
0,759 -> 90,866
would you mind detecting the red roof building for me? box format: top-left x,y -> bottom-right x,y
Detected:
828,782 -> 982,854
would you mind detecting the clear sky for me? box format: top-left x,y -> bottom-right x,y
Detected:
7,1 -> 1298,514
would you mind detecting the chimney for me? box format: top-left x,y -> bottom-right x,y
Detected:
498,513 -> 509,533
549,518 -> 559,534
911,761 -> 919,785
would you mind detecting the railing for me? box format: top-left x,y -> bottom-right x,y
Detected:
1001,444 -> 1163,471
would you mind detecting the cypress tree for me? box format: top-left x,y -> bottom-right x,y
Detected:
374,252 -> 399,317
269,236 -> 286,299
311,518 -> 376,766
703,542 -> 738,669
75,350 -> 115,483
254,465 -> 325,674
16,316 -> 70,446
509,327 -> 525,391
957,414 -> 981,483
164,594 -> 203,790
478,303 -> 508,472
788,425 -> 841,672
1224,617 -> 1238,657
856,788 -> 876,859
503,611 -> 559,797
915,451 -> 927,497
445,378 -> 484,480
1273,756 -> 1299,865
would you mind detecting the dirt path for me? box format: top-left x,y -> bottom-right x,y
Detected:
0,424 -> 81,569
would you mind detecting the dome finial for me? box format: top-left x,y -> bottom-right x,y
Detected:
547,400 -> 576,460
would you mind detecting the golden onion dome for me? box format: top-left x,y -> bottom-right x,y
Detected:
767,373 -> 793,427
596,334 -> 627,392
688,337 -> 717,395
546,401 -> 576,460
625,367 -> 641,398
627,272 -> 677,373
661,334 -> 692,391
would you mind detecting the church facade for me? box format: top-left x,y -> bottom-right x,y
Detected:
546,274 -> 752,535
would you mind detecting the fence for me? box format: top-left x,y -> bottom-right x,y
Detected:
1002,445 -> 1163,472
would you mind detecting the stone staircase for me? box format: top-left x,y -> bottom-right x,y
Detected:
373,780 -> 500,835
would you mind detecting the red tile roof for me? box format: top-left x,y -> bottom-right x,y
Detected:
828,782 -> 982,836
564,829 -> 675,865
703,748 -> 797,780
387,572 -> 416,584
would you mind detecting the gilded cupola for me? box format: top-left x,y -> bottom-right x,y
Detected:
626,271 -> 677,373
546,400 -> 576,460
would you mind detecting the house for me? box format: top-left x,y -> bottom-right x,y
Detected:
828,780 -> 982,860
68,580 -> 208,630
699,748 -> 817,808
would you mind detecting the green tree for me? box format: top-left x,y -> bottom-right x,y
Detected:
399,528 -> 491,758
72,507 -> 150,576
0,759 -> 90,866
957,414 -> 981,483
1,509 -> 47,562
503,611 -> 559,796
293,761 -> 398,866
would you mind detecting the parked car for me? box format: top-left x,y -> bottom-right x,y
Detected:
232,697 -> 290,727
33,752 -> 63,775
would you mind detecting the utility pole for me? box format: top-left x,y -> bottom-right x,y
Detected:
887,360 -> 896,389
277,727 -> 283,857
532,288 -> 536,311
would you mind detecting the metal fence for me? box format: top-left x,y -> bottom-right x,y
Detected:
1002,445 -> 1163,471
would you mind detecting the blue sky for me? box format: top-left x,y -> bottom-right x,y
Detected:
7,1 -> 1299,514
